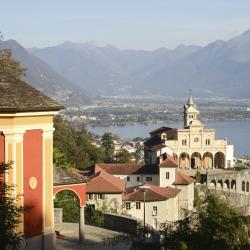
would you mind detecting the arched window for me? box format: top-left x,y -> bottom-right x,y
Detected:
242,181 -> 245,192
246,182 -> 249,192
182,139 -> 187,146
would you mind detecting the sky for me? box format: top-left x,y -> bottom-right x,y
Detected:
1,0 -> 250,50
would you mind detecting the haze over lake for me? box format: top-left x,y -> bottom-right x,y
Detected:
88,120 -> 250,157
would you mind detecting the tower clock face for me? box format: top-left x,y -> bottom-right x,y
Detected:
194,137 -> 199,142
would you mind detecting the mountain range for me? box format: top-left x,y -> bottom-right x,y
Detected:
3,29 -> 250,101
0,40 -> 91,106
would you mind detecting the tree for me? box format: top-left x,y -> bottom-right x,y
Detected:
133,142 -> 144,162
161,190 -> 250,250
53,115 -> 106,169
116,148 -> 132,163
101,133 -> 115,162
0,163 -> 25,250
0,48 -> 25,83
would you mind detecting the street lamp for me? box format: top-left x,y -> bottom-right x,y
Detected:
139,185 -> 151,241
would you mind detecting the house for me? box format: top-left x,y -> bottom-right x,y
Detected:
89,155 -> 194,228
91,163 -> 159,188
86,169 -> 125,211
123,184 -> 180,229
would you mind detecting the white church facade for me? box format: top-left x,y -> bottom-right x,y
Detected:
144,94 -> 234,169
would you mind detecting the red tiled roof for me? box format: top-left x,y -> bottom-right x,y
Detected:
174,171 -> 194,185
86,170 -> 125,193
123,184 -> 180,202
159,156 -> 178,168
94,163 -> 159,175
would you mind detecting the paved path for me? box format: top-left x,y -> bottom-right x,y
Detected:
55,223 -> 130,250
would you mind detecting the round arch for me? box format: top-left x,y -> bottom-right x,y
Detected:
179,152 -> 190,169
203,152 -> 213,169
217,179 -> 223,190
231,180 -> 236,191
214,152 -> 225,169
242,181 -> 246,192
210,179 -> 216,189
191,152 -> 202,169
224,179 -> 230,190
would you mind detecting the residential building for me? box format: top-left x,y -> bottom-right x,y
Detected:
86,169 -> 125,211
123,185 -> 180,229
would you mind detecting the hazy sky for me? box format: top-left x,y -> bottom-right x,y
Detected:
1,0 -> 250,50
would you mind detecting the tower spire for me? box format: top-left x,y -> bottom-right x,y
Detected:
187,89 -> 194,106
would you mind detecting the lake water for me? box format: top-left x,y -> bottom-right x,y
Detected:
87,120 -> 250,156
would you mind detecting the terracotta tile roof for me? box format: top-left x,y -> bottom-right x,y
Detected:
123,184 -> 180,202
87,170 -> 125,193
174,171 -> 194,185
0,80 -> 63,113
159,156 -> 178,168
53,167 -> 87,185
94,163 -> 159,175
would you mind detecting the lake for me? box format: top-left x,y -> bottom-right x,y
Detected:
87,120 -> 250,156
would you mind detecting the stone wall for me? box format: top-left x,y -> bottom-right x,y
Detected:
103,212 -> 139,234
54,208 -> 63,224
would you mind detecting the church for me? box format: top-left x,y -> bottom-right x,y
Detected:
144,94 -> 234,169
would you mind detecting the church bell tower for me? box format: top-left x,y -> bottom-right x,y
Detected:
184,90 -> 199,128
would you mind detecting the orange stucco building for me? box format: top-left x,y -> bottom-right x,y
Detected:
0,80 -> 62,249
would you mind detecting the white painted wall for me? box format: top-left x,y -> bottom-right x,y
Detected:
125,196 -> 179,229
174,183 -> 194,217
87,193 -> 123,210
159,167 -> 176,187
115,174 -> 159,188
226,144 -> 234,168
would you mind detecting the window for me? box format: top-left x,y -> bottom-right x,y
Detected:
247,182 -> 249,192
137,176 -> 140,182
125,202 -> 131,210
127,176 -> 130,182
166,172 -> 170,179
182,139 -> 187,146
206,139 -> 211,145
97,194 -> 104,200
242,181 -> 245,192
189,115 -> 193,118
152,206 -> 157,216
146,176 -> 152,182
88,194 -> 93,200
136,202 -> 141,209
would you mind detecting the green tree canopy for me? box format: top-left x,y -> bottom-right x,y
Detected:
0,163 -> 25,250
53,116 -> 106,169
161,190 -> 250,250
101,133 -> 115,163
116,148 -> 132,163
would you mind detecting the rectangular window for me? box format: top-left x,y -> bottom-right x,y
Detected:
152,206 -> 157,216
146,176 -> 152,182
166,172 -> 170,179
127,176 -> 130,182
97,194 -> 104,200
88,194 -> 93,200
125,202 -> 131,210
206,139 -> 211,145
136,202 -> 141,209
137,176 -> 140,182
